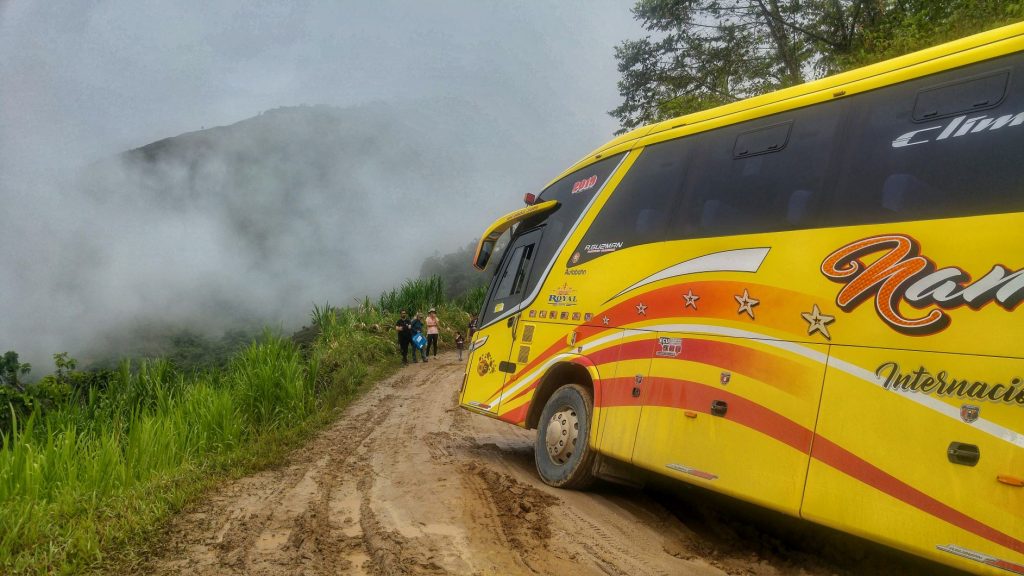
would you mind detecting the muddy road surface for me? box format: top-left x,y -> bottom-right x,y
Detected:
149,352 -> 959,576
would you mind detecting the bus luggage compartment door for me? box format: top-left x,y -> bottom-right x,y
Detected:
631,332 -> 827,517
802,347 -> 1024,573
594,329 -> 652,464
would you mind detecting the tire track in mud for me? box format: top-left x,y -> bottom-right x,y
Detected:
147,352 -> 944,576
247,399 -> 386,575
458,460 -> 561,574
352,359 -> 457,575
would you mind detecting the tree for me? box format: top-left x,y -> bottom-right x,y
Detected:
52,352 -> 77,385
611,0 -> 1024,132
827,0 -> 1024,70
0,351 -> 31,392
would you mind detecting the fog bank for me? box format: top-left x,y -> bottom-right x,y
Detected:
0,1 -> 641,367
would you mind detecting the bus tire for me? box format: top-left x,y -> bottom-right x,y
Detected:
534,384 -> 597,490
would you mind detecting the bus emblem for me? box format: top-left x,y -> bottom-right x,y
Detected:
548,284 -> 578,307
960,405 -> 980,423
801,304 -> 835,340
656,337 -> 682,357
822,234 -> 1024,335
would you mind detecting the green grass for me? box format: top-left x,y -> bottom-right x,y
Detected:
0,275 -> 477,574
377,275 -> 446,316
0,334 -> 326,574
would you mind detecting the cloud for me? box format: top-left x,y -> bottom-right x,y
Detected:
0,1 -> 642,368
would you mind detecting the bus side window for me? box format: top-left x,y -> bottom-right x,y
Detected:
508,244 -> 535,296
568,140 -> 689,267
670,102 -> 840,239
827,53 -> 1024,226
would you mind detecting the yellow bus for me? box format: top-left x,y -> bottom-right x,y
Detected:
459,22 -> 1024,574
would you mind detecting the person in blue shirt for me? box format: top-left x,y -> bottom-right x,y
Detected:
410,312 -> 427,363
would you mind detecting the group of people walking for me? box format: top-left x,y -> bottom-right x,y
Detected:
394,309 -> 475,364
395,309 -> 438,363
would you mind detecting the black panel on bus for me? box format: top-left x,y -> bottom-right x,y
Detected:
568,50 -> 1024,267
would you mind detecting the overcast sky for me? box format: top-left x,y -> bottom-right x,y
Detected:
1,1 -> 641,174
0,1 -> 644,366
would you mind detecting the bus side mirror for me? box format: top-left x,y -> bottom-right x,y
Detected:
472,199 -> 559,271
474,239 -> 495,270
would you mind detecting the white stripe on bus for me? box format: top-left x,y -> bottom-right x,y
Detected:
606,247 -> 771,303
496,322 -> 1024,450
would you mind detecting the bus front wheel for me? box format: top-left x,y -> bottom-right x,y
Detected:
534,384 -> 597,490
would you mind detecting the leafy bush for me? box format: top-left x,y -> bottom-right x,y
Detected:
0,387 -> 33,443
230,332 -> 312,429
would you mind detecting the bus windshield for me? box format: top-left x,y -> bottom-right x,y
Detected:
477,153 -> 625,326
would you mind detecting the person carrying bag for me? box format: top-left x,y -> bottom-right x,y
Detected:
410,312 -> 428,363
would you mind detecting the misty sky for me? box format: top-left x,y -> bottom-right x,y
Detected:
1,1 -> 640,172
0,1 -> 643,366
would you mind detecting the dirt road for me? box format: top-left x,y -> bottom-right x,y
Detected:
148,352 -> 952,576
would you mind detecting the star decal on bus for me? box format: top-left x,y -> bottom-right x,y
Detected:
734,289 -> 759,318
683,289 -> 699,310
801,304 -> 835,340
635,302 -> 648,316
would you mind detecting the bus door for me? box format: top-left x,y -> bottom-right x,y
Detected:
461,227 -> 544,415
632,331 -> 828,516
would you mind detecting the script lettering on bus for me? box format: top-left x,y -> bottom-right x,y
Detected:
584,242 -> 623,254
876,361 -> 1024,407
891,111 -> 1024,148
821,234 -> 1024,335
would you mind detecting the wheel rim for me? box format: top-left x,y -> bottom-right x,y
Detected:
544,405 -> 580,465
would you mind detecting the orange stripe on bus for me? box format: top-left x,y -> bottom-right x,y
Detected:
595,337 -> 810,397
812,437 -> 1024,555
485,279 -> 815,404
599,376 -> 1024,556
601,377 -> 813,452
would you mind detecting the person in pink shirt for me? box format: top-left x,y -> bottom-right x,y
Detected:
425,308 -> 440,358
